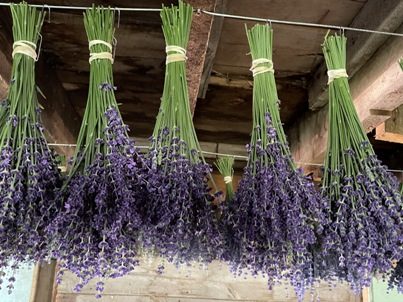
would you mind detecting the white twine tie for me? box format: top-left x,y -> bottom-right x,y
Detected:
327,69 -> 348,84
12,40 -> 37,60
224,176 -> 233,184
166,45 -> 187,64
89,40 -> 114,64
250,58 -> 274,77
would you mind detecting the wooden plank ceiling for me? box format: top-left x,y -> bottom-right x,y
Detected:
4,0 -> 365,145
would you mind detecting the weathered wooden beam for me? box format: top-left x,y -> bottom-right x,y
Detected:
29,261 -> 57,302
198,0 -> 226,99
375,123 -> 403,144
186,0 -> 219,113
0,8 -> 12,99
369,108 -> 394,117
290,25 -> 403,165
55,259 -> 359,302
36,56 -> 80,157
308,0 -> 403,110
375,105 -> 403,144
207,74 -> 306,90
208,75 -> 253,90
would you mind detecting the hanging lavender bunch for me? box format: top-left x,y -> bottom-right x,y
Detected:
215,156 -> 235,203
222,24 -> 329,300
0,3 -> 61,293
321,34 -> 403,293
48,7 -> 146,297
142,1 -> 223,267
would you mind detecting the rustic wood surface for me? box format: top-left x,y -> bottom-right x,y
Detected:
55,259 -> 360,302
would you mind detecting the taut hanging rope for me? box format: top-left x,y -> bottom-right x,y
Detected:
88,39 -> 114,64
250,58 -> 274,76
327,68 -> 348,84
165,45 -> 187,64
12,40 -> 37,60
224,176 -> 233,183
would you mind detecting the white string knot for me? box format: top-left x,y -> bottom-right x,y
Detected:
224,176 -> 233,184
12,40 -> 37,60
89,40 -> 114,64
166,45 -> 187,64
250,58 -> 274,77
327,68 -> 348,84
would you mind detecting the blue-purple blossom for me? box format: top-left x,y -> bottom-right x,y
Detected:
321,146 -> 403,292
222,114 -> 329,300
321,34 -> 403,293
49,108 -> 147,294
141,128 -> 224,267
0,3 -> 60,292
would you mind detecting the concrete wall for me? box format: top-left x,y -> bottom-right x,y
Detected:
371,278 -> 401,302
0,264 -> 34,302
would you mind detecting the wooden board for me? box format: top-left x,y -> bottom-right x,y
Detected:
56,259 -> 360,302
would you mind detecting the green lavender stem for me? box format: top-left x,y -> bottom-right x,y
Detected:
0,2 -> 45,164
215,157 -> 235,202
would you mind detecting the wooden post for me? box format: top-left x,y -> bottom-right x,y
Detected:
30,261 -> 57,302
186,0 -> 221,114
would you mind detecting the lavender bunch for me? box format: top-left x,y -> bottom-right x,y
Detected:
321,34 -> 403,292
222,24 -> 329,300
48,7 -> 146,297
142,1 -> 223,267
0,3 -> 61,292
215,157 -> 235,203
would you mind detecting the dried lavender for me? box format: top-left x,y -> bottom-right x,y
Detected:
142,1 -> 223,267
321,34 -> 403,293
0,3 -> 61,293
48,7 -> 146,297
215,157 -> 235,202
222,24 -> 329,300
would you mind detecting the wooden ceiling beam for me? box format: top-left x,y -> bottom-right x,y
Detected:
197,0 -> 227,99
289,23 -> 403,167
0,8 -> 12,100
186,0 -> 221,114
376,105 -> 403,144
308,0 -> 403,110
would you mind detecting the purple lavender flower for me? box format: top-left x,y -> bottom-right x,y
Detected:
49,108 -> 148,292
0,5 -> 61,287
141,128 -> 224,266
320,33 -> 403,293
321,146 -> 403,292
0,139 -> 61,291
99,82 -> 117,92
222,114 -> 329,300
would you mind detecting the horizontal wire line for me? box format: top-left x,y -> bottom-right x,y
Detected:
0,3 -> 162,12
47,143 -> 403,173
201,11 -> 403,37
0,2 -> 402,37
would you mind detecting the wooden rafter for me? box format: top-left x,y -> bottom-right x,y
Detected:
308,0 -> 403,110
186,0 -> 221,114
290,23 -> 403,166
